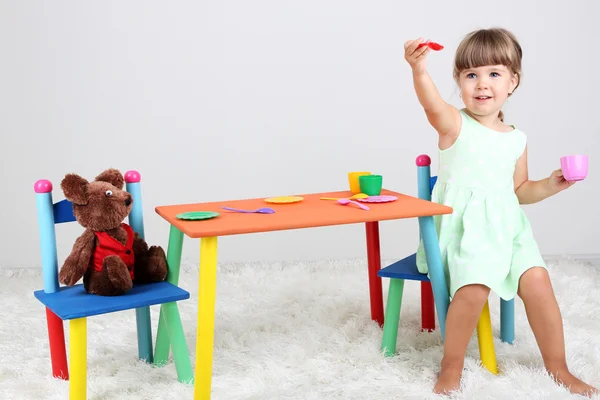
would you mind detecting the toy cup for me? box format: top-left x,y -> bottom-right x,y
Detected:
348,171 -> 371,194
560,155 -> 588,182
359,174 -> 383,196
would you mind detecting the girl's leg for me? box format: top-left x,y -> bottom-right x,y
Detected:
434,284 -> 490,394
518,267 -> 598,397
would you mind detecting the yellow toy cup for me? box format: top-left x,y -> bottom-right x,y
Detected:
348,171 -> 371,194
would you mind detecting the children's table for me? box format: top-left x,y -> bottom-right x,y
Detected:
153,188 -> 452,399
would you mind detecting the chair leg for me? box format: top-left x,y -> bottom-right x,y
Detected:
381,278 -> 404,356
135,307 -> 153,363
500,298 -> 515,344
476,301 -> 498,374
420,281 -> 435,332
69,317 -> 87,400
418,215 -> 450,340
45,307 -> 69,380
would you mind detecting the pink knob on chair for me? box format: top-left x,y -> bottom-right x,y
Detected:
34,179 -> 53,193
416,154 -> 431,167
124,170 -> 141,183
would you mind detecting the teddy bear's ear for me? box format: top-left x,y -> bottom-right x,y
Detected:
95,168 -> 124,189
61,174 -> 89,205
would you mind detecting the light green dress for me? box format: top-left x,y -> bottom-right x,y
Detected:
416,109 -> 546,301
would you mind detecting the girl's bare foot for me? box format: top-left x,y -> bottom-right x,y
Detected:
550,368 -> 598,398
434,365 -> 462,395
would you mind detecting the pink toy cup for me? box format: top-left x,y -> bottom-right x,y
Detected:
560,155 -> 588,182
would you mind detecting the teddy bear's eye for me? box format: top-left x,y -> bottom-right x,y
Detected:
105,190 -> 113,197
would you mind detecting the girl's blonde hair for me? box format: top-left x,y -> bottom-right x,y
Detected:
453,28 -> 523,122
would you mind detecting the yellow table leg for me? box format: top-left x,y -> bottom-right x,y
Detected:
194,236 -> 218,400
70,317 -> 87,400
476,301 -> 498,374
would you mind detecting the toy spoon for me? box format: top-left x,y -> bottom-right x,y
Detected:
337,198 -> 370,210
222,206 -> 275,214
418,40 -> 444,51
320,193 -> 368,201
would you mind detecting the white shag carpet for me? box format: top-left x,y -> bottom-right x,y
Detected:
2,257 -> 600,400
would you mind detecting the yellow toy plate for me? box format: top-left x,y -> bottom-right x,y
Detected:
264,196 -> 304,204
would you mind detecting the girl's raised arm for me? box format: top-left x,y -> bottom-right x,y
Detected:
404,38 -> 461,137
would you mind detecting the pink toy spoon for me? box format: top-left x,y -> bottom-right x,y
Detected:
337,198 -> 370,210
222,206 -> 275,214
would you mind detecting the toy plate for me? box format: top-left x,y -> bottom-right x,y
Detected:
357,195 -> 398,203
264,196 -> 304,204
176,211 -> 220,220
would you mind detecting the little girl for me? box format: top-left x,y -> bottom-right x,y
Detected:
407,28 -> 597,396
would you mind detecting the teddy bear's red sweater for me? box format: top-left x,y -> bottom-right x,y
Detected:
91,223 -> 136,279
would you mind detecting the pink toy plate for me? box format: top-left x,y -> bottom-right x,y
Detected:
357,195 -> 398,203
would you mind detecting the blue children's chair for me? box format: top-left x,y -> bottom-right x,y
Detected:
33,170 -> 194,399
377,155 -> 515,374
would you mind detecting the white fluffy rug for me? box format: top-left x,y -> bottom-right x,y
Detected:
2,257 -> 600,400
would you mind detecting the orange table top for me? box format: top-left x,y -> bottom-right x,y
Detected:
155,189 -> 453,238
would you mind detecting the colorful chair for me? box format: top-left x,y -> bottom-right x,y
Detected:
33,170 -> 194,399
377,155 -> 515,374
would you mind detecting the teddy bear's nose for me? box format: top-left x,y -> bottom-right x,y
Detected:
124,197 -> 132,206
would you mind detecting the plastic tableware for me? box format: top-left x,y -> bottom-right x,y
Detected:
222,206 -> 275,214
560,154 -> 588,182
359,174 -> 383,196
417,40 -> 444,51
348,171 -> 371,194
176,211 -> 220,220
337,198 -> 370,210
264,196 -> 304,204
320,193 -> 368,201
357,195 -> 398,203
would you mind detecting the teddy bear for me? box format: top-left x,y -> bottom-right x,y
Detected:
58,168 -> 168,296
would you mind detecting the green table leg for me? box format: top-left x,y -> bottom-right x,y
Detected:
154,225 -> 185,367
163,301 -> 194,383
381,278 -> 404,357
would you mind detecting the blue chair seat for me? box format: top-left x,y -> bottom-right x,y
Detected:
378,253 -> 430,282
34,281 -> 190,320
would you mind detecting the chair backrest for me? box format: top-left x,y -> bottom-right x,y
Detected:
416,155 -> 437,241
415,154 -> 437,200
34,170 -> 145,294
430,176 -> 438,194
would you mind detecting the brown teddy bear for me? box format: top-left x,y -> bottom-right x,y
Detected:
58,168 -> 168,296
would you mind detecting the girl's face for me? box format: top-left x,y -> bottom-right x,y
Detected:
458,65 -> 518,118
